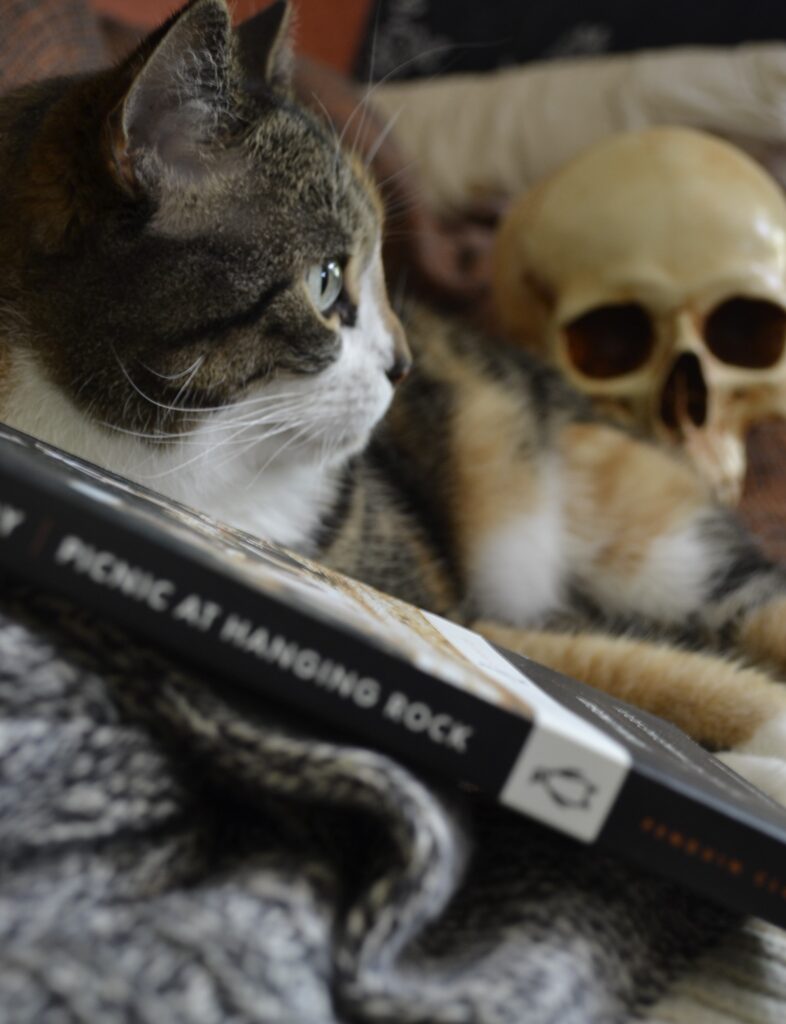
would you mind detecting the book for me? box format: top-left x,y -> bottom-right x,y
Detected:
1,421 -> 786,926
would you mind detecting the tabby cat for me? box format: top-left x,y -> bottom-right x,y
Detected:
1,0 -> 786,792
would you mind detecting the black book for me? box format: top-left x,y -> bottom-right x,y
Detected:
1,422 -> 786,926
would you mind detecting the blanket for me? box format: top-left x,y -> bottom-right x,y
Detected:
0,580 -> 736,1024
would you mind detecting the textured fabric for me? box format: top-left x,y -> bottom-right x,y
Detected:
90,0 -> 375,72
355,0 -> 786,80
0,582 -> 732,1023
371,45 -> 786,208
643,918 -> 786,1023
0,0 -> 106,90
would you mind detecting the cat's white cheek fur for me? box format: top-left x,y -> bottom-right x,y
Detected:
573,519 -> 709,624
313,260 -> 396,456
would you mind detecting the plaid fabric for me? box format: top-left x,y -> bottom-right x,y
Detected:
0,0 -> 106,91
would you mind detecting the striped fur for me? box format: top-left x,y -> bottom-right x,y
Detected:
3,0 -> 786,789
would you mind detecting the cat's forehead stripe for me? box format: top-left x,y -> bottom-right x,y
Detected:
244,104 -> 383,246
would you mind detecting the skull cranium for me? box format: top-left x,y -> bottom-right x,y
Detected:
493,127 -> 786,504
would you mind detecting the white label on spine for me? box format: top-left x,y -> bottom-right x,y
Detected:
423,613 -> 631,842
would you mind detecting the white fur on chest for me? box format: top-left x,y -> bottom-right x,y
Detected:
468,472 -> 565,625
586,521 -> 707,622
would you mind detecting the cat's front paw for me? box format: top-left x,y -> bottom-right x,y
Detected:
739,597 -> 786,680
718,713 -> 786,807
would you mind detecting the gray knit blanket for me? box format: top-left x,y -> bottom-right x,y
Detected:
0,582 -> 735,1024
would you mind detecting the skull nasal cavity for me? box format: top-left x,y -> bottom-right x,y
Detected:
660,353 -> 707,431
564,304 -> 654,379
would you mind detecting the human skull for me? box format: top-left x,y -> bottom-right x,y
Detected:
493,127 -> 786,504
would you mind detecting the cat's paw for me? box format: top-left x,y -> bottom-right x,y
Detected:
718,713 -> 786,807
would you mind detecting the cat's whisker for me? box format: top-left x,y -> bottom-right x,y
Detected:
357,0 -> 382,146
71,372 -> 96,406
171,356 -> 207,410
141,419 -> 303,480
210,395 -> 312,423
183,389 -> 309,414
114,352 -> 199,417
372,160 -> 419,194
309,91 -> 341,149
101,397 -> 312,444
138,354 -> 206,382
377,183 -> 432,219
337,0 -> 381,160
317,427 -> 344,470
242,424 -> 315,491
378,172 -> 428,200
224,407 -> 318,462
172,398 -> 317,467
342,43 -> 463,164
363,107 -> 403,170
175,399 -> 311,435
113,352 -> 308,416
204,427 -> 302,485
393,266 -> 411,313
201,409 -> 314,451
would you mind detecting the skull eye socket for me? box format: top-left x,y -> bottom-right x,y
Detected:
705,297 -> 786,369
563,304 -> 654,379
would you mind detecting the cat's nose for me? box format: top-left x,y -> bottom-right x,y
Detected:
386,353 -> 412,386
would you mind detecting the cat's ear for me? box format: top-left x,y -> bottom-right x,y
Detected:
109,0 -> 234,190
236,0 -> 294,95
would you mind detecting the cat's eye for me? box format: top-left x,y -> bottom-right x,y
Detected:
305,259 -> 344,315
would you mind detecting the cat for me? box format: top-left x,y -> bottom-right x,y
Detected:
1,0 -> 786,795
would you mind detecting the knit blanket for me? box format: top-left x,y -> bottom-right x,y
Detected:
0,580 -> 739,1024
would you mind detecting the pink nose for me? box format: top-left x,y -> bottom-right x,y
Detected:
386,354 -> 412,385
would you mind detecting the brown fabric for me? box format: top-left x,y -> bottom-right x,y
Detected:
0,0 -> 107,91
740,422 -> 786,564
89,0 -> 177,27
98,14 -> 141,63
91,0 -> 373,72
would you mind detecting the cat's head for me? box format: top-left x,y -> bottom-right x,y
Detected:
0,0 -> 410,479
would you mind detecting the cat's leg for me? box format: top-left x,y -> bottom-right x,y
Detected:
558,421 -> 786,660
473,622 -> 786,749
473,622 -> 786,804
713,601 -> 786,799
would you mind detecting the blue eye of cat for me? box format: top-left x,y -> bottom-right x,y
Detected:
305,259 -> 344,315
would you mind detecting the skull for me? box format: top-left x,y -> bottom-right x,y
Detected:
493,127 -> 786,504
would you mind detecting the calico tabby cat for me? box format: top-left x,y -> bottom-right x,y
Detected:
1,0 -> 786,792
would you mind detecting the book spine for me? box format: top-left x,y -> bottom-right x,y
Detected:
517,655 -> 786,928
0,450 -> 529,797
604,769 -> 786,928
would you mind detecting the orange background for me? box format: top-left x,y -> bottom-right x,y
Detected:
90,0 -> 372,71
